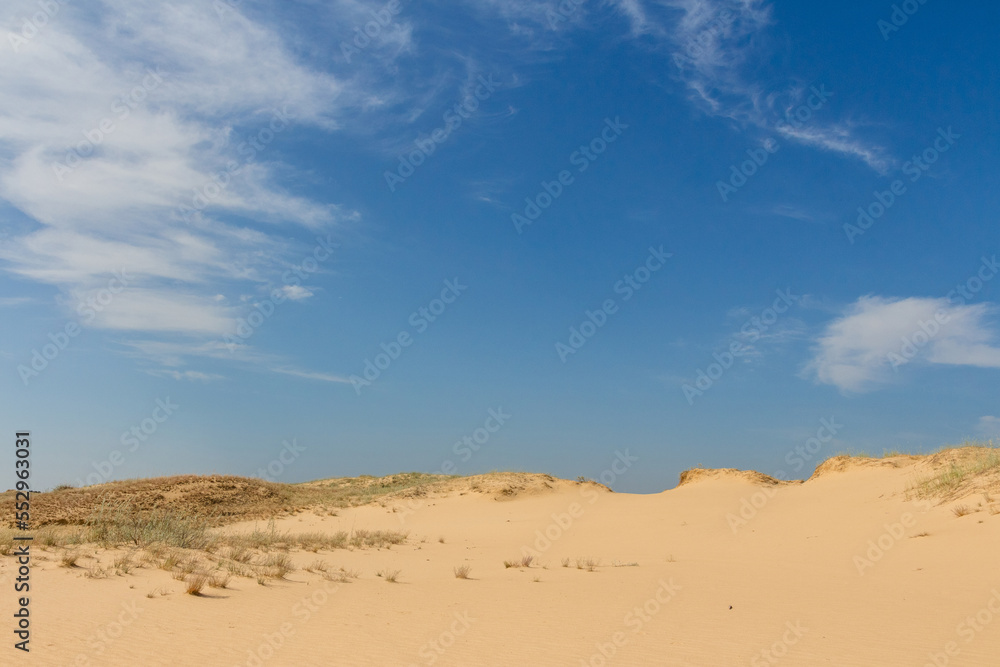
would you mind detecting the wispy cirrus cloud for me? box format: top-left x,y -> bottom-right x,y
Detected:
805,296 -> 1000,392
616,0 -> 891,171
0,0 -> 395,379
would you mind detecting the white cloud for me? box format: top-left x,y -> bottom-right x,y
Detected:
644,0 -> 889,170
280,285 -> 315,301
0,0 -> 382,379
269,367 -> 351,383
0,0 -> 353,332
806,296 -> 1000,392
146,369 -> 225,382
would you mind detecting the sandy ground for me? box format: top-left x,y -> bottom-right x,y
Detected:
4,461 -> 1000,666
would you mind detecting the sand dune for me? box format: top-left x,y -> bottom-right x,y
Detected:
3,448 -> 1000,666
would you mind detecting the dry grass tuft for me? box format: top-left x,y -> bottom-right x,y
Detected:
504,554 -> 533,569
576,557 -> 599,572
85,565 -> 109,579
209,573 -> 231,589
322,568 -> 358,583
113,552 -> 134,575
60,550 -> 81,568
305,559 -> 329,573
953,504 -> 974,517
376,568 -> 400,583
907,444 -> 1000,500
453,564 -> 471,579
185,574 -> 208,595
87,498 -> 211,549
256,552 -> 294,579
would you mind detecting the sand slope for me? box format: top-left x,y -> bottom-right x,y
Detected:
4,454 -> 1000,666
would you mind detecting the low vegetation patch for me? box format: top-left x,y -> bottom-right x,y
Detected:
87,499 -> 210,549
907,444 -> 1000,500
504,555 -> 533,569
376,568 -> 400,583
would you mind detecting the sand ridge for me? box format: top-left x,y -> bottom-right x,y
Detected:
2,447 -> 1000,665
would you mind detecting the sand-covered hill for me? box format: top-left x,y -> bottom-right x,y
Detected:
3,446 -> 1000,665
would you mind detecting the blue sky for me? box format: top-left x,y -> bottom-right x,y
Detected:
2,0 -> 998,493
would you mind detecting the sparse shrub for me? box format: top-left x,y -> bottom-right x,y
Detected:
60,550 -> 80,568
453,564 -> 471,579
160,552 -> 182,571
209,573 -> 230,589
504,555 -> 533,569
376,568 -> 400,582
85,565 -> 108,579
227,546 -> 253,563
86,498 -> 209,549
257,552 -> 294,578
113,552 -> 134,575
185,574 -> 208,595
953,505 -> 973,517
306,560 -> 329,573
